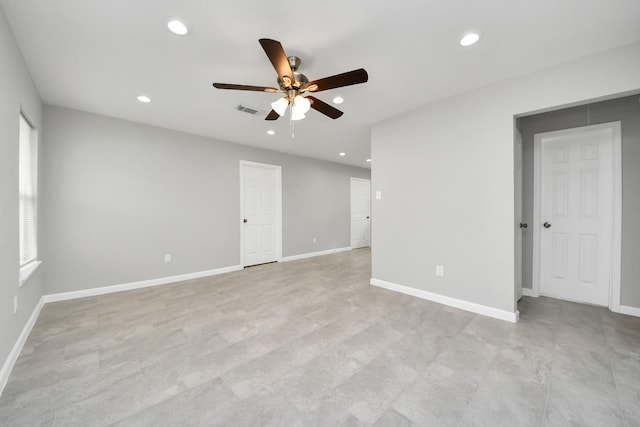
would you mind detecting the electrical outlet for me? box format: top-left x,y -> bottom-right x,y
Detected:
436,265 -> 444,277
14,296 -> 18,314
312,237 -> 317,244
164,254 -> 171,263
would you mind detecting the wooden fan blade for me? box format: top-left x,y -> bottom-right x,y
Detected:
258,39 -> 294,87
307,96 -> 344,119
212,83 -> 279,92
305,68 -> 368,93
265,110 -> 280,121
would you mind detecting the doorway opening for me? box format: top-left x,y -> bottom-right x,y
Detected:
514,94 -> 640,316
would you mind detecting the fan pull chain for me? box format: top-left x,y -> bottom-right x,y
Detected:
290,106 -> 295,139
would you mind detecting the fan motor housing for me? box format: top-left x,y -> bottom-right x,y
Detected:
277,56 -> 308,90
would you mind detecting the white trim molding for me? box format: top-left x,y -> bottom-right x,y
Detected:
280,247 -> 352,262
612,305 -> 640,318
19,260 -> 42,287
609,122 -> 623,314
43,265 -> 242,303
0,297 -> 45,396
370,278 -> 519,323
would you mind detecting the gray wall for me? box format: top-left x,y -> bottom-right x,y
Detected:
0,7 -> 45,373
519,95 -> 640,308
371,42 -> 640,316
43,106 -> 370,294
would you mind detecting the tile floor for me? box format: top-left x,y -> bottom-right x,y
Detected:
0,248 -> 638,426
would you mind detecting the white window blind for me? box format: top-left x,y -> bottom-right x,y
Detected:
19,114 -> 38,266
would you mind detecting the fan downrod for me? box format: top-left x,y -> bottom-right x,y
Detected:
288,56 -> 301,72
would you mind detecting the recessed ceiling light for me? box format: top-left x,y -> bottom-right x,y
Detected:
167,20 -> 189,35
460,33 -> 480,47
137,95 -> 151,103
333,96 -> 344,104
366,158 -> 372,163
339,152 -> 346,156
267,130 -> 275,135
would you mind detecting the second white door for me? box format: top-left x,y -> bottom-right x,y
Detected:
351,178 -> 371,249
241,161 -> 281,267
537,123 -> 617,306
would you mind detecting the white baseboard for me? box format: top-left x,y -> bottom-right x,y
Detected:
370,278 -> 519,323
43,265 -> 243,303
520,291 -> 639,318
0,296 -> 45,397
611,304 -> 640,318
280,247 -> 351,262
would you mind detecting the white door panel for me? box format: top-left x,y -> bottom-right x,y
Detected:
241,162 -> 281,267
351,178 -> 371,249
538,125 -> 613,306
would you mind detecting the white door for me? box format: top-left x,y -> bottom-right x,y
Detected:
351,178 -> 371,249
515,126 -> 524,301
537,124 -> 615,306
241,161 -> 281,267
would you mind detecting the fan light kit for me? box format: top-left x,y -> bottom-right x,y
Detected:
213,39 -> 368,124
333,96 -> 344,104
271,95 -> 311,120
167,20 -> 188,35
137,95 -> 151,103
460,33 -> 480,46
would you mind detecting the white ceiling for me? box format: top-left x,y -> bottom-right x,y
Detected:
2,0 -> 639,168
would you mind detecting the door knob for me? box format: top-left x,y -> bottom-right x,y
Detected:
243,218 -> 247,223
543,222 -> 551,229
519,223 -> 528,229
366,216 -> 370,219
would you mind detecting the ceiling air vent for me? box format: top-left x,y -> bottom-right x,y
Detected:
236,104 -> 263,116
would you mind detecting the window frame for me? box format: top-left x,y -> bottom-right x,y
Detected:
18,112 -> 41,286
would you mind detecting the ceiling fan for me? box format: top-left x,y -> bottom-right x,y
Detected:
212,39 -> 368,121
